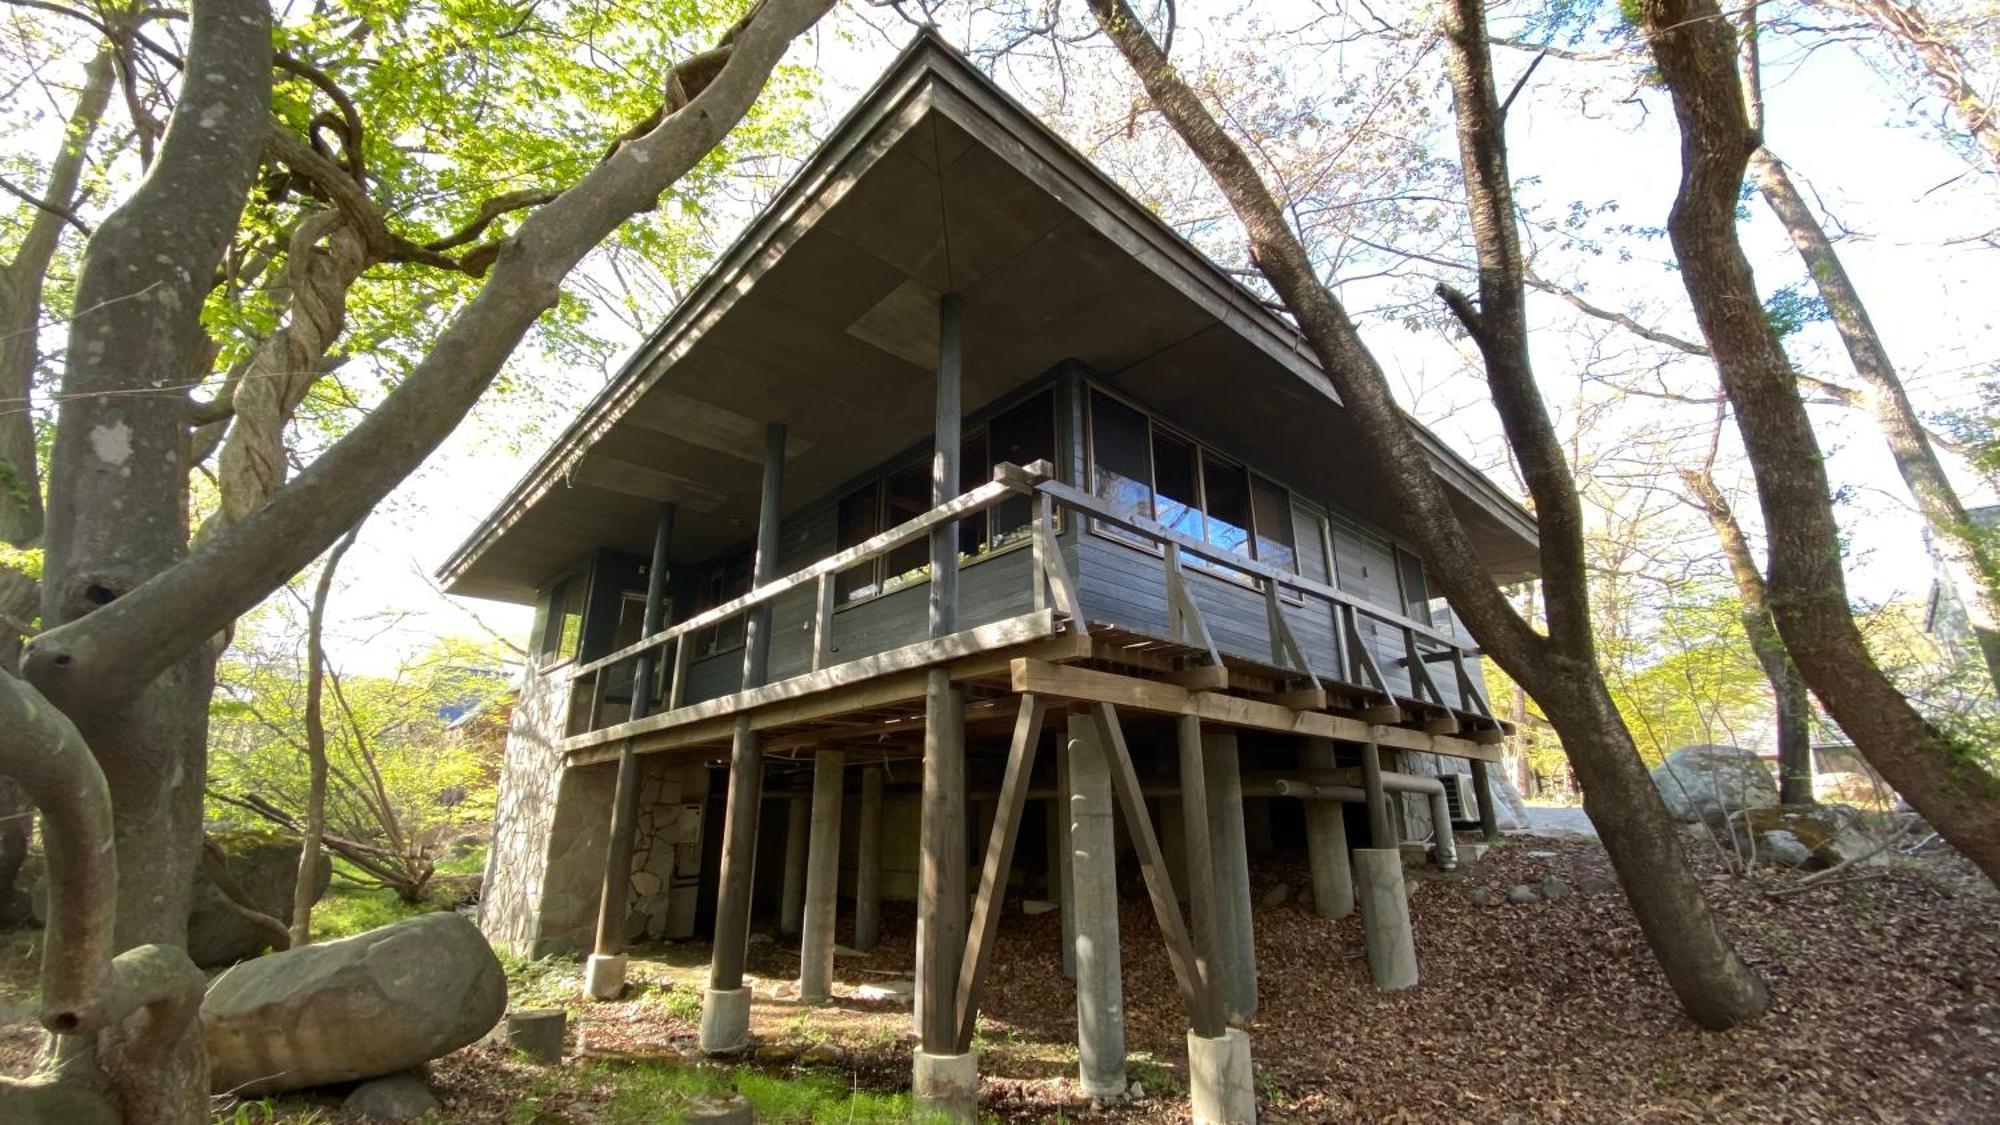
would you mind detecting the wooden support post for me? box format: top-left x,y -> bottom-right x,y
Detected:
915,668 -> 967,1053
1175,716 -> 1225,1025
592,503 -> 675,982
799,749 -> 845,1004
1361,741 -> 1395,847
954,694 -> 1047,1051
1471,759 -> 1501,844
1086,703 -> 1223,1038
742,421 -> 786,690
1055,742 -> 1076,981
1066,709 -> 1126,1098
854,765 -> 883,952
1202,728 -> 1257,1022
930,293 -> 962,639
1302,740 -> 1354,919
701,715 -> 763,1054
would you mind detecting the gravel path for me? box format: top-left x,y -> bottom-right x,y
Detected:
1524,803 -> 1599,836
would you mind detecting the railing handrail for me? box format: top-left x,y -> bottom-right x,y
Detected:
567,463 -> 1051,681
1027,478 -> 1470,653
569,459 -> 1477,690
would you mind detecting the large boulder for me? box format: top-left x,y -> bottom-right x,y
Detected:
1650,744 -> 1777,826
204,911 -> 507,1095
188,830 -> 333,967
1729,804 -> 1875,870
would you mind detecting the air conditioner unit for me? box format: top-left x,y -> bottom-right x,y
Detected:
1443,772 -> 1480,824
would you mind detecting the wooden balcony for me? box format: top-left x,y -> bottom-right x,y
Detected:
559,462 -> 1507,768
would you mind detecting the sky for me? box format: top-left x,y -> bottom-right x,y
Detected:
275,1 -> 1997,677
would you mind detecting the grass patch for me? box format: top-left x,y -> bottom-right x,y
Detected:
499,950 -> 584,1011
585,1061 -> 927,1124
309,879 -> 433,940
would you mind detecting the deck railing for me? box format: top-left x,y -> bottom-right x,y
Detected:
563,460 -> 1491,736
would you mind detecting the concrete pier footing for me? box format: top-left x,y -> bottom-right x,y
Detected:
583,952 -> 627,1001
1187,1027 -> 1257,1124
698,986 -> 752,1055
912,1048 -> 980,1122
1353,847 -> 1418,990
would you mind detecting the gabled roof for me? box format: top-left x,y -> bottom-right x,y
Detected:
440,29 -> 1538,602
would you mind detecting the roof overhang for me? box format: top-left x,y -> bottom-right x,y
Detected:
439,30 -> 1539,603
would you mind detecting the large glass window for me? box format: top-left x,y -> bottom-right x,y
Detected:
836,480 -> 882,602
535,574 -> 585,666
695,551 -> 752,657
1251,475 -> 1298,575
1395,546 -> 1431,624
828,390 -> 1058,605
1086,389 -> 1311,577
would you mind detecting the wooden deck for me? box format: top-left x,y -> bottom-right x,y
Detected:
561,463 -> 1508,769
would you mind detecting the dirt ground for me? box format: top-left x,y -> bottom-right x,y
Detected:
6,830 -> 1998,1122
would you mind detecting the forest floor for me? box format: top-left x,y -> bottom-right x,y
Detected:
3,828 -> 1997,1123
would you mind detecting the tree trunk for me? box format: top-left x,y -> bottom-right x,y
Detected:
1736,5 -> 2000,695
1640,0 -> 2000,883
293,522 -> 362,945
1087,0 -> 1769,1029
1682,468 -> 1814,804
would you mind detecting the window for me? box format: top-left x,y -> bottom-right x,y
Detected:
829,390 -> 1057,605
1394,546 -> 1433,625
534,574 -> 586,667
1086,389 -> 1307,576
695,551 -> 752,657
1251,476 -> 1298,575
986,391 -> 1056,549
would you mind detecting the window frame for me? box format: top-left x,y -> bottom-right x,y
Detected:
532,566 -> 589,670
829,389 -> 1059,613
1081,384 -> 1316,596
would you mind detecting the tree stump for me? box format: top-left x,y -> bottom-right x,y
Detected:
506,1009 -> 565,1064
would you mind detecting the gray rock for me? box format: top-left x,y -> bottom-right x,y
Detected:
1465,887 -> 1492,906
1260,883 -> 1292,907
1755,829 -> 1815,868
342,1071 -> 439,1121
204,911 -> 507,1095
182,831 -> 332,967
1505,884 -> 1538,905
1651,745 -> 1777,826
683,1093 -> 753,1124
1128,1080 -> 1145,1099
1539,874 -> 1568,901
856,979 -> 914,1006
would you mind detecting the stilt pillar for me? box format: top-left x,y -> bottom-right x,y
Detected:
779,789 -> 809,936
1360,742 -> 1396,847
1200,728 -> 1256,1022
1471,759 -> 1501,843
1055,746 -> 1077,981
1353,847 -> 1418,990
701,717 -> 763,1054
1066,710 -> 1127,1099
1302,740 -> 1354,919
854,765 -> 883,952
587,503 -> 675,1000
702,421 -> 783,1054
799,750 -> 845,1004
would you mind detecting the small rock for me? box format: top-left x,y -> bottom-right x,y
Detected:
1526,850 -> 1559,860
1505,884 -> 1538,905
1577,874 -> 1616,895
800,1042 -> 844,1065
1128,1080 -> 1145,1099
1465,887 -> 1492,906
342,1071 -> 439,1121
1540,874 -> 1569,901
1261,883 -> 1293,907
1022,899 -> 1058,915
1754,829 -> 1815,868
683,1092 -> 753,1124
857,979 -> 915,1006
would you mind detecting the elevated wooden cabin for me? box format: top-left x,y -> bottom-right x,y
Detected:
442,29 -> 1537,1118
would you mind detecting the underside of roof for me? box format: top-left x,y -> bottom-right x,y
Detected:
439,30 -> 1539,605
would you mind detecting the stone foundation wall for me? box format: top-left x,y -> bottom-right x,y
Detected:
626,760 -> 708,942
479,666 -> 615,957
